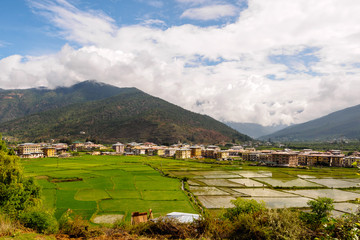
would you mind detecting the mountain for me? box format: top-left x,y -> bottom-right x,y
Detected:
261,104 -> 360,141
225,122 -> 287,139
0,81 -> 251,144
0,80 -> 127,123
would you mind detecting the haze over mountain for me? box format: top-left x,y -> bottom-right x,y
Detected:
225,122 -> 287,139
0,80 -> 251,144
262,104 -> 360,141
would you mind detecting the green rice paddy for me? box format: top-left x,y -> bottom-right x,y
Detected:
22,155 -> 360,221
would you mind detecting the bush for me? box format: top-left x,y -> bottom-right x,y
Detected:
322,212 -> 360,239
228,209 -> 310,240
0,213 -> 18,237
224,198 -> 266,220
58,210 -> 90,238
300,197 -> 334,229
19,209 -> 58,234
195,212 -> 234,239
130,218 -> 199,239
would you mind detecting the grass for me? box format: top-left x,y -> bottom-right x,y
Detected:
75,189 -> 111,201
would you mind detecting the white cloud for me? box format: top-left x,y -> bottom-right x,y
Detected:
2,0 -> 360,126
180,4 -> 238,20
29,0 -> 116,45
176,0 -> 208,5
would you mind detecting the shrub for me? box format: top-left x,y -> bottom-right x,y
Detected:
58,210 -> 90,238
19,209 -> 58,234
224,198 -> 266,220
0,213 -> 18,237
229,209 -> 310,240
130,218 -> 199,239
195,212 -> 234,239
300,197 -> 334,229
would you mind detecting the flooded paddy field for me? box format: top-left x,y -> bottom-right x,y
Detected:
158,159 -> 360,211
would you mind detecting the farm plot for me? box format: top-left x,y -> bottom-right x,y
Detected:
306,178 -> 360,188
189,186 -> 230,196
228,179 -> 265,187
199,179 -> 243,187
333,202 -> 360,214
25,155 -> 196,222
230,171 -> 272,178
247,197 -> 311,208
197,196 -> 236,208
253,178 -> 323,188
297,175 -> 316,179
285,189 -> 360,202
232,188 -> 297,197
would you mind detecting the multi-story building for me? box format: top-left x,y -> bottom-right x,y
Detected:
202,149 -> 217,158
52,143 -> 68,154
307,152 -> 345,167
190,146 -> 202,158
154,148 -> 165,156
344,156 -> 360,167
43,147 -> 56,157
175,149 -> 191,159
216,151 -> 229,160
271,152 -> 298,167
112,142 -> 124,154
165,148 -> 177,157
18,143 -> 44,158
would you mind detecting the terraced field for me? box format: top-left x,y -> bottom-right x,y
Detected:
23,155 -> 360,222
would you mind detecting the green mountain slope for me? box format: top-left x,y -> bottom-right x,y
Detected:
0,80 -> 128,123
262,104 -> 360,141
0,84 -> 251,144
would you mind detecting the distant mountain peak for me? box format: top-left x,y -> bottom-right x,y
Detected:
262,104 -> 360,141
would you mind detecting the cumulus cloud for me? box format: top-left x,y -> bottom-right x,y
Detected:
180,4 -> 238,20
2,0 -> 360,126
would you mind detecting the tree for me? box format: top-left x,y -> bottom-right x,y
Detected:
224,198 -> 266,220
300,197 -> 334,229
0,140 -> 41,217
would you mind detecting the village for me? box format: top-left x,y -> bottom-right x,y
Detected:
14,140 -> 360,168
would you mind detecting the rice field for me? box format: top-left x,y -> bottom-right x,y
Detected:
22,155 -> 196,222
22,155 -> 360,222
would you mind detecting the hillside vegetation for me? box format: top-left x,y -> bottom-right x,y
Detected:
0,80 -> 128,124
262,104 -> 360,141
0,81 -> 250,144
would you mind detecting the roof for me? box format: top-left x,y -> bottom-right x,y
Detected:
113,142 -> 124,146
165,212 -> 200,223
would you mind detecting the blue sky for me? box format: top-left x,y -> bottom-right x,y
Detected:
1,0 -> 360,126
0,0 -> 245,57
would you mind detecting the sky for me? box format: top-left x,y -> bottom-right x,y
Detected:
1,0 -> 360,127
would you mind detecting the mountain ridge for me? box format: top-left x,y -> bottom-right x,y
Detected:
261,104 -> 360,141
0,80 -> 251,144
0,80 -> 130,123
